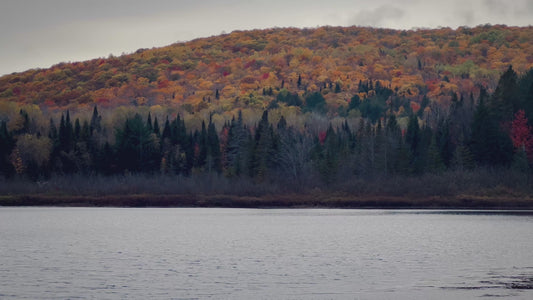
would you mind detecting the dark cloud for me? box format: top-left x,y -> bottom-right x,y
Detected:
350,5 -> 405,27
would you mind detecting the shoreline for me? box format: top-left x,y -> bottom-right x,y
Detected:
1,194 -> 533,209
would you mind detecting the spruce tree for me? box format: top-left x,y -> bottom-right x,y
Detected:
207,120 -> 222,173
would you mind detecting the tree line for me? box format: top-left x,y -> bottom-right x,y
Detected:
1,66 -> 533,189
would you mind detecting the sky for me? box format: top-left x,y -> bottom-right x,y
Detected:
1,0 -> 532,76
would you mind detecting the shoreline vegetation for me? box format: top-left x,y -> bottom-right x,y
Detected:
1,170 -> 532,209
1,194 -> 532,209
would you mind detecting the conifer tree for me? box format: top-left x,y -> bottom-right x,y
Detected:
252,111 -> 275,180
0,121 -> 14,177
90,106 -> 101,134
207,120 -> 222,173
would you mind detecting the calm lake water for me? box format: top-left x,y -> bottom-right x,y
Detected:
1,208 -> 532,299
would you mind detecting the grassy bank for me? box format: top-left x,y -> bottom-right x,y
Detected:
1,193 -> 532,209
1,169 -> 533,209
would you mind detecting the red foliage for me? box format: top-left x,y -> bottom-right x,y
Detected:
158,80 -> 170,89
318,131 -> 327,145
511,109 -> 533,161
12,87 -> 21,96
244,60 -> 256,69
261,73 -> 270,80
223,71 -> 230,77
96,98 -> 109,104
410,101 -> 421,113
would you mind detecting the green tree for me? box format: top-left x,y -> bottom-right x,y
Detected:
224,111 -> 250,177
304,92 -> 326,113
251,111 -> 275,181
207,119 -> 222,173
0,121 -> 15,177
315,125 -> 340,185
405,114 -> 421,173
490,65 -> 518,122
426,135 -> 445,173
90,106 -> 102,134
470,99 -> 513,166
115,114 -> 159,173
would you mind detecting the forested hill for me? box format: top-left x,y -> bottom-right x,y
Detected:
3,25 -> 533,201
1,25 -> 533,116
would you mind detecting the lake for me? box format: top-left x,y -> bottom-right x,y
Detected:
1,208 -> 532,299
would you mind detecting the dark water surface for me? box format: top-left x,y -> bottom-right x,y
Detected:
1,208 -> 532,299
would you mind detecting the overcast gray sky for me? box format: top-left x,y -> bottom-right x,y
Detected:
1,0 -> 532,75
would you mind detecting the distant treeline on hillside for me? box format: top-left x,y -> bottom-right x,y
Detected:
2,66 -> 533,192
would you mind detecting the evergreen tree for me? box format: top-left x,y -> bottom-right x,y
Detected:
470,98 -> 513,166
197,121 -> 208,168
48,118 -> 58,141
334,82 -> 341,93
385,115 -> 402,174
162,118 -> 171,141
374,119 -> 388,175
315,125 -> 339,184
251,111 -> 275,181
348,94 -> 361,111
225,111 -> 249,177
90,106 -> 102,134
304,92 -> 327,113
74,118 -> 81,142
115,114 -> 159,173
146,113 -> 153,133
426,135 -> 445,173
490,65 -> 518,122
0,121 -> 15,177
207,120 -> 222,173
153,117 -> 160,136
405,114 -> 421,173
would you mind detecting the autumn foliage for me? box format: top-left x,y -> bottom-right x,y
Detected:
511,109 -> 533,161
1,25 -> 533,117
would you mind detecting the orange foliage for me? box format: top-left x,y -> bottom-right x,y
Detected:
0,25 -> 532,114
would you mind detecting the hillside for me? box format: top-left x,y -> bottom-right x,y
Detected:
1,25 -> 533,116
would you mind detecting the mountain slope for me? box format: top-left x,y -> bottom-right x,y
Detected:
1,25 -> 533,114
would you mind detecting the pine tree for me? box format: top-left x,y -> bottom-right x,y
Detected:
153,117 -> 160,136
146,113 -> 153,133
0,121 -> 15,177
490,65 -> 518,122
470,98 -> 513,166
426,135 -> 446,173
207,120 -> 222,173
334,82 -> 341,93
405,114 -> 421,173
374,119 -> 388,175
225,111 -> 248,177
74,118 -> 81,142
90,106 -> 101,134
251,111 -> 275,181
115,114 -> 157,173
316,125 -> 339,184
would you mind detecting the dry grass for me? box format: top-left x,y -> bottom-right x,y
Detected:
1,169 -> 532,208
